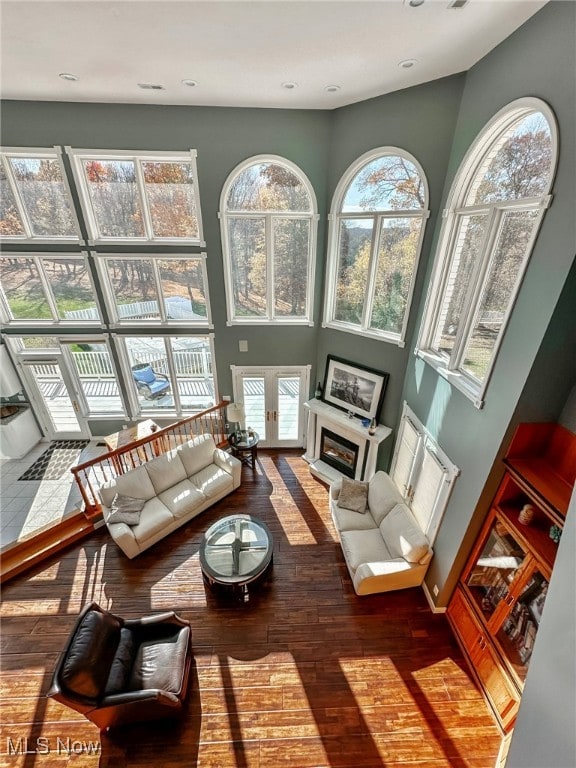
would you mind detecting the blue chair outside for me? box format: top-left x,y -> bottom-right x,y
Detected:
132,364 -> 170,400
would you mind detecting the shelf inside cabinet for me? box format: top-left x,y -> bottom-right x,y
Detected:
497,505 -> 558,572
504,422 -> 576,519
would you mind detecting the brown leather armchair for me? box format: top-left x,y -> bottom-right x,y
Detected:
47,602 -> 192,730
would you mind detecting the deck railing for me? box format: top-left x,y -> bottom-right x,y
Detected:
71,401 -> 229,519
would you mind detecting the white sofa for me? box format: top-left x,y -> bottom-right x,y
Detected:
330,471 -> 433,595
99,434 -> 242,559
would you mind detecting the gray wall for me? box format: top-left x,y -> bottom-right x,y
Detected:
317,75 -> 465,466
400,0 -> 576,606
0,101 -> 333,401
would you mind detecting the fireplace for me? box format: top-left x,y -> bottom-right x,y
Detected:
320,428 -> 358,479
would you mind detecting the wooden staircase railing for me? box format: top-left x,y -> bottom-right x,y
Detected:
71,401 -> 229,519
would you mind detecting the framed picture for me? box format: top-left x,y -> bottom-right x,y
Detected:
321,355 -> 389,421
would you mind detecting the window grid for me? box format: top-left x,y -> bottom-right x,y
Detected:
323,148 -> 429,347
66,148 -> 204,246
220,155 -> 318,326
0,148 -> 82,243
417,98 -> 558,407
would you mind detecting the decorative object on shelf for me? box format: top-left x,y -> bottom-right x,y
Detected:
227,401 -> 245,439
321,354 -> 389,421
314,381 -> 322,398
368,417 -> 377,436
549,524 -> 562,543
518,503 -> 535,525
361,417 -> 370,428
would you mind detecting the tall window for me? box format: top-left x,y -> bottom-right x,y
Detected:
0,148 -> 80,242
323,148 -> 429,345
66,149 -> 204,245
417,98 -> 558,407
220,155 -> 318,324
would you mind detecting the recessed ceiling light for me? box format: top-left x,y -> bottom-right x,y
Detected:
59,73 -> 79,82
137,83 -> 165,90
399,59 -> 418,69
282,81 -> 298,90
181,79 -> 198,87
405,0 -> 425,6
325,85 -> 341,93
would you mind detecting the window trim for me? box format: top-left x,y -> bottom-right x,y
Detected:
219,154 -> 319,326
65,147 -> 205,246
0,146 -> 83,244
113,332 -> 217,420
0,251 -> 102,327
93,252 -> 213,329
323,146 -> 430,347
416,98 -> 558,408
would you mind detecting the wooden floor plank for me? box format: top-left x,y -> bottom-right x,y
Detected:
0,450 -> 502,767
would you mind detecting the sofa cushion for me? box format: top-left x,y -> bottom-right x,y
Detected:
114,465 -> 156,502
104,627 -> 136,695
338,478 -> 369,514
61,610 -> 121,699
145,450 -> 188,495
107,494 -> 145,525
129,626 -> 190,694
380,503 -> 430,564
190,464 -> 234,497
368,471 -> 404,526
159,479 -> 205,519
178,434 -> 217,477
339,529 -> 393,573
332,503 -> 379,533
129,497 -> 176,544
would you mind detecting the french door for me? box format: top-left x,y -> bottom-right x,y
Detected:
231,366 -> 310,448
19,357 -> 91,440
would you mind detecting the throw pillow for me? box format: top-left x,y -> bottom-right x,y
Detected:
338,477 -> 369,514
108,494 -> 145,526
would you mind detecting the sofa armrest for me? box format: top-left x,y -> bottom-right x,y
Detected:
125,612 -> 190,629
213,448 -> 242,488
99,689 -> 180,708
105,517 -> 139,559
330,478 -> 343,501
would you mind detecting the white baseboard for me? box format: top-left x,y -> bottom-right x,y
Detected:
422,581 -> 446,613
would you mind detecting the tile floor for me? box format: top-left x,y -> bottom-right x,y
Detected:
0,440 -> 107,549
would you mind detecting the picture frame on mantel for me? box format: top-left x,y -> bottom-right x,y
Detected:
321,355 -> 389,422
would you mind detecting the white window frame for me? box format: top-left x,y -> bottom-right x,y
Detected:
390,402 -> 459,545
323,147 -> 430,347
0,146 -> 83,244
65,147 -> 205,246
114,333 -> 217,420
416,98 -> 558,408
0,251 -> 101,327
219,154 -> 319,326
94,252 -> 213,329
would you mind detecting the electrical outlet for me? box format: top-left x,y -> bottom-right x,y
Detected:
433,584 -> 439,597
239,340 -> 248,352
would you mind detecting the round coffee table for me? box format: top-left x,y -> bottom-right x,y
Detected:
199,514 -> 273,601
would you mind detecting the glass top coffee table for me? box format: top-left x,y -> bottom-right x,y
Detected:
199,514 -> 273,601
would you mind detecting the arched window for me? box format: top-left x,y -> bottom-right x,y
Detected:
417,98 -> 558,407
323,148 -> 429,345
220,156 -> 318,324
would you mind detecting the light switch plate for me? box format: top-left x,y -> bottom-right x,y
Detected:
239,340 -> 248,352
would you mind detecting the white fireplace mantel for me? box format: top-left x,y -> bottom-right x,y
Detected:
303,398 -> 392,484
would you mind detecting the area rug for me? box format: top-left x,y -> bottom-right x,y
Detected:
18,440 -> 89,481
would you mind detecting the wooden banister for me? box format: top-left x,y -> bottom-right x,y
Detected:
71,401 -> 229,518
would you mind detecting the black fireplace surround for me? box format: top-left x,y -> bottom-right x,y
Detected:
320,428 -> 359,478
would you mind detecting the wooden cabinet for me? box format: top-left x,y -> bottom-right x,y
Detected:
448,422 -> 576,733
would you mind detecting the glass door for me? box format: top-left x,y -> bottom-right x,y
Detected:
232,366 -> 309,448
20,358 -> 90,440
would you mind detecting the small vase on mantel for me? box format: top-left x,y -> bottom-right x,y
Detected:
315,381 -> 322,399
368,417 -> 377,436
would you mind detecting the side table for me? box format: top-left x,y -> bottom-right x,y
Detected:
228,431 -> 259,470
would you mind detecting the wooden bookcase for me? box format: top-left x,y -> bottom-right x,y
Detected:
447,422 -> 576,733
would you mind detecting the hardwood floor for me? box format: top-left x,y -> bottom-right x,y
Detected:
0,451 -> 502,768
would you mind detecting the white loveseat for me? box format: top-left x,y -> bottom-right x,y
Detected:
99,433 -> 242,559
330,471 -> 433,595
